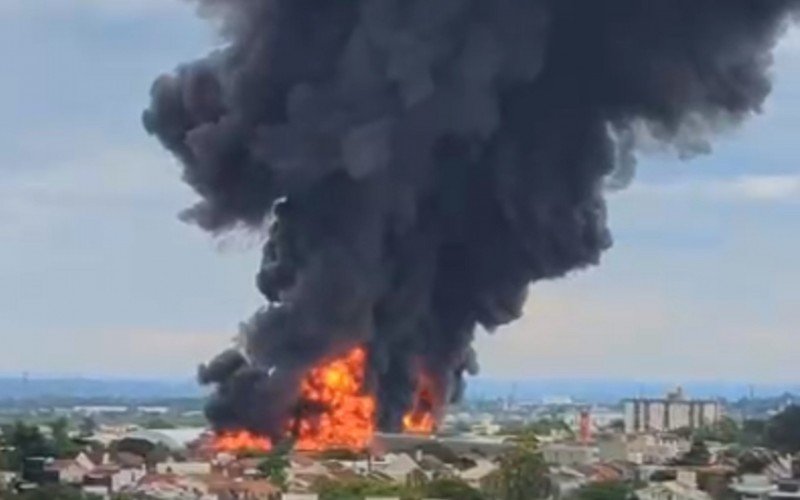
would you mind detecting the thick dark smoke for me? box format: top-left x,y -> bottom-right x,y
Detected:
144,0 -> 798,438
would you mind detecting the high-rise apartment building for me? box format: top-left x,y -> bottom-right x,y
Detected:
623,388 -> 722,434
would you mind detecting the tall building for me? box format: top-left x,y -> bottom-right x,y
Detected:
623,388 -> 722,434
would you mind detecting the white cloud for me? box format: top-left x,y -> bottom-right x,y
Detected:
728,174 -> 800,200
474,281 -> 671,380
0,328 -> 229,378
777,24 -> 800,55
474,274 -> 800,383
0,0 -> 189,19
618,174 -> 800,203
0,132 -> 191,219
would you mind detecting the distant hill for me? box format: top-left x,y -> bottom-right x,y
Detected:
464,378 -> 800,404
0,377 -> 204,401
0,376 -> 796,405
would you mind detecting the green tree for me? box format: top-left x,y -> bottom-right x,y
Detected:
77,417 -> 97,438
765,406 -> 800,454
257,450 -> 290,492
1,484 -> 101,499
49,418 -> 80,458
504,419 -> 573,441
737,451 -> 771,475
695,417 -> 740,444
315,477 -> 411,499
740,419 -> 766,447
675,439 -> 712,466
142,417 -> 176,430
484,445 -> 550,500
573,481 -> 633,500
2,422 -> 53,470
502,425 -> 541,451
258,455 -> 289,491
697,470 -> 735,500
144,443 -> 172,469
424,477 -> 485,500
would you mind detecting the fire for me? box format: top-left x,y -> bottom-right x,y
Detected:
214,430 -> 272,453
212,347 -> 380,453
292,346 -> 376,451
403,374 -> 437,434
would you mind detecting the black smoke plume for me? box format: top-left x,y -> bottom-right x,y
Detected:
144,0 -> 798,438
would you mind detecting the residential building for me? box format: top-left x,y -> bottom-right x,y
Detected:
598,434 -> 689,465
624,388 -> 722,433
637,471 -> 712,500
0,471 -> 18,489
771,480 -> 800,500
731,474 -> 778,500
156,460 -> 213,476
458,458 -> 499,489
542,444 -> 598,467
549,466 -> 588,499
46,458 -> 90,484
471,419 -> 501,436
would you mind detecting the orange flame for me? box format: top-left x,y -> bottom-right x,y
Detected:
292,346 -> 376,451
214,430 -> 272,453
213,347 -> 379,453
403,374 -> 437,434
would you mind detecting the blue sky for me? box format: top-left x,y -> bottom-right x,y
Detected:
0,1 -> 798,383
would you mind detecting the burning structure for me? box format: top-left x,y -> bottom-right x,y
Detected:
143,0 -> 799,451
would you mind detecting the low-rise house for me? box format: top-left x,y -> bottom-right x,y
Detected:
0,470 -> 18,489
574,463 -> 624,483
542,443 -> 598,467
598,433 -> 689,465
638,470 -> 712,500
46,458 -> 91,484
771,479 -> 800,500
115,451 -> 146,470
84,463 -> 146,496
471,419 -> 501,436
731,475 -> 779,500
285,456 -> 332,493
598,434 -> 630,462
605,460 -> 639,482
133,473 -> 215,499
417,454 -> 454,479
458,458 -> 499,489
156,459 -> 213,476
378,453 -> 424,484
549,466 -> 589,499
201,476 -> 279,500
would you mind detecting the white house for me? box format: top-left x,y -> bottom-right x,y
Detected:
731,475 -> 778,500
637,471 -> 712,500
156,459 -> 212,476
458,458 -> 498,489
542,444 -> 598,466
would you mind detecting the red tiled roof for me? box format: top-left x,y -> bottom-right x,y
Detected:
46,459 -> 80,471
137,473 -> 182,486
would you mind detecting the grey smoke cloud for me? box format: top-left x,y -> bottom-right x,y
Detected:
144,0 -> 799,438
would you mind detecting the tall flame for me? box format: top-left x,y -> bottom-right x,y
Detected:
403,373 -> 437,434
214,347 -> 376,454
292,346 -> 376,451
214,430 -> 272,453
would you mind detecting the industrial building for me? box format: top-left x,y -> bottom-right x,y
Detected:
623,388 -> 722,434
